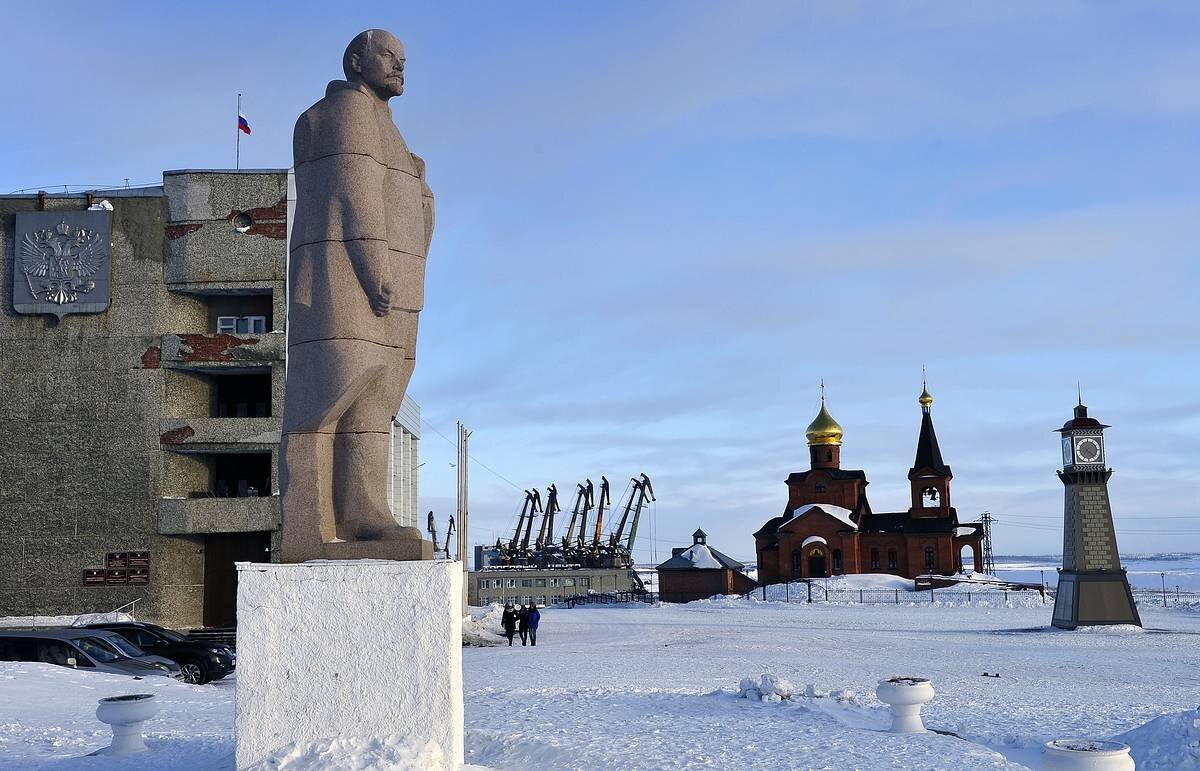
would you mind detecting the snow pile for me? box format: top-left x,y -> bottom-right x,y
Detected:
0,611 -> 133,629
1116,707 -> 1200,770
462,604 -> 506,647
737,673 -> 795,702
678,544 -> 722,569
1070,624 -> 1147,635
247,736 -> 453,770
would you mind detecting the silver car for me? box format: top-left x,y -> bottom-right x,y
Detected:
0,629 -> 183,679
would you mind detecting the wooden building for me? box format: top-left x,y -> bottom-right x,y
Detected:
656,530 -> 757,603
754,386 -> 984,583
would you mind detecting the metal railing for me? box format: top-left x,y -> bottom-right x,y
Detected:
558,591 -> 658,608
751,581 -> 1200,608
752,581 -> 1050,605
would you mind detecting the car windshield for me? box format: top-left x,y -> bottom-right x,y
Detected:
148,625 -> 187,643
73,636 -> 126,664
98,634 -> 146,658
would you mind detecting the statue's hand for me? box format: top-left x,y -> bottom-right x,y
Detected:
345,239 -> 393,318
370,275 -> 392,317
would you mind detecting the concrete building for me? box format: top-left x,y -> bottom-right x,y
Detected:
0,169 -> 423,629
468,568 -> 632,607
656,529 -> 757,603
0,170 -> 288,629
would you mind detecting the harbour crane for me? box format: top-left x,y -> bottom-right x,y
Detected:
563,480 -> 593,558
535,484 -> 560,553
591,476 -> 611,556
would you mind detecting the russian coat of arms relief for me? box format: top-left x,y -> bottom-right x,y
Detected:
12,210 -> 111,319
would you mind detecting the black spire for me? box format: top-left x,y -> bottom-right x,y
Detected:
912,410 -> 950,475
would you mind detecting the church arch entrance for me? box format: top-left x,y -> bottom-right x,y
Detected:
959,544 -> 976,574
808,549 -> 828,578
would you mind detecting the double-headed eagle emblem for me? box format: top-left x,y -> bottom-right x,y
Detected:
19,219 -> 104,305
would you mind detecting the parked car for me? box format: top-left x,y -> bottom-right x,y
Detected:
0,629 -> 181,679
85,621 -> 235,684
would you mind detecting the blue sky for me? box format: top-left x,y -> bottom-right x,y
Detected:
5,2 -> 1198,562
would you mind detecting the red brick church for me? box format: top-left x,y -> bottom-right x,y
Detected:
754,385 -> 985,583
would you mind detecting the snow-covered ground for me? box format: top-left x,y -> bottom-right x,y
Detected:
3,598 -> 1199,769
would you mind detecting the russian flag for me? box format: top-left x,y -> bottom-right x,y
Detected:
238,113 -> 251,135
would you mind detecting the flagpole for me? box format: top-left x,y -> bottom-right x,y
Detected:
236,93 -> 241,170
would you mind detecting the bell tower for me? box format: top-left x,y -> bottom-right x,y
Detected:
908,383 -> 953,517
1051,400 -> 1140,629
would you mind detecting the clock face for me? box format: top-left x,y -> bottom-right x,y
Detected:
1074,436 -> 1103,464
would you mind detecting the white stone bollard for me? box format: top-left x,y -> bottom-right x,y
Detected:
875,677 -> 935,733
1041,740 -> 1135,771
94,694 -> 158,756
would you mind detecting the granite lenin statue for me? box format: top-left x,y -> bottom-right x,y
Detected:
281,29 -> 434,562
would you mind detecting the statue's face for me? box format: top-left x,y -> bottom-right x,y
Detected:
354,33 -> 405,98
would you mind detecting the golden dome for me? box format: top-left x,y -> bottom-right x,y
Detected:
919,384 -> 934,408
805,399 -> 843,446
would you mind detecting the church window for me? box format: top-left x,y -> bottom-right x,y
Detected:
791,551 -> 803,575
826,450 -> 833,463
832,549 -> 843,573
921,487 -> 939,507
814,482 -> 827,493
924,546 -> 936,571
870,549 -> 880,569
887,549 -> 898,570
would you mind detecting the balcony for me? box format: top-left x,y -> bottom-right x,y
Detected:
159,495 -> 280,535
160,332 -> 283,369
159,417 -> 281,450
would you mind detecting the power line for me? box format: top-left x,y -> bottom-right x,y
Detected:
420,417 -> 522,490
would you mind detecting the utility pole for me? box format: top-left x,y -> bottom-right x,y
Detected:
980,511 -> 997,576
456,422 -> 471,611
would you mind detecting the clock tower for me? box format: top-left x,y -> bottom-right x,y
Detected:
1051,401 -> 1140,629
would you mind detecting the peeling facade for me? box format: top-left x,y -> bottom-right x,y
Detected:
0,170 -> 290,629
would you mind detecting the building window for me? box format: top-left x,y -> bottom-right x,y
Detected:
521,595 -> 532,606
870,549 -> 880,570
506,578 -> 517,588
826,450 -> 833,463
832,549 -> 843,573
549,578 -> 560,587
564,577 -> 575,587
921,487 -> 939,508
492,579 -> 503,589
520,579 -> 533,588
814,482 -> 827,493
216,315 -> 267,334
791,551 -> 803,575
578,577 -> 590,588
887,549 -> 898,570
478,579 -> 488,589
535,578 -> 546,587
536,596 -> 546,605
924,546 -> 936,571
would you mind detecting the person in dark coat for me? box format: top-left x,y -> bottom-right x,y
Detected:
517,604 -> 530,645
523,602 -> 541,647
500,603 -> 518,646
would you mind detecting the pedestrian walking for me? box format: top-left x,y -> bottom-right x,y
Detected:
524,602 -> 541,647
517,603 -> 530,646
501,603 -> 518,646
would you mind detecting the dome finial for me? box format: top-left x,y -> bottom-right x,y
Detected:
806,381 -> 843,446
919,369 -> 933,410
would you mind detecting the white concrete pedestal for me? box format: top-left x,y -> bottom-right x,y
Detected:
235,560 -> 463,769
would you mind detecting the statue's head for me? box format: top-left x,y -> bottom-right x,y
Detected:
343,29 -> 405,99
